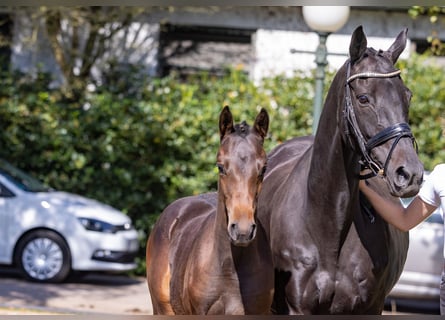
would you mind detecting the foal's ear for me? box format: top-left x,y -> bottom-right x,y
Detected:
387,28 -> 408,64
349,25 -> 367,64
219,105 -> 234,141
254,108 -> 269,139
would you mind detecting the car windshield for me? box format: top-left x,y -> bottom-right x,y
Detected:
0,159 -> 52,192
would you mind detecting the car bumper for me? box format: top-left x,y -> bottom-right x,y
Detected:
67,228 -> 139,272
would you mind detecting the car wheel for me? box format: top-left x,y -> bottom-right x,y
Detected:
15,230 -> 71,283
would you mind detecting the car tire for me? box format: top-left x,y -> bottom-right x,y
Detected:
15,230 -> 71,283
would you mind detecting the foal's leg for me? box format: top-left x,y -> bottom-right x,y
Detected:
150,264 -> 174,314
146,228 -> 175,315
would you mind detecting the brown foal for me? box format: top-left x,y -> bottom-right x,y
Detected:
146,106 -> 273,314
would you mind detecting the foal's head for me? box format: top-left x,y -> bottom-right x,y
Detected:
217,106 -> 269,247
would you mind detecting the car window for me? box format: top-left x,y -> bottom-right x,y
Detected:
0,182 -> 15,197
0,159 -> 52,192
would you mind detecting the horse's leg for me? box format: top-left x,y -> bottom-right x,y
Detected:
271,269 -> 294,314
272,249 -> 319,314
146,227 -> 175,315
275,243 -> 335,314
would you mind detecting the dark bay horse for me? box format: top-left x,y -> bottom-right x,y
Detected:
146,106 -> 274,314
257,26 -> 424,314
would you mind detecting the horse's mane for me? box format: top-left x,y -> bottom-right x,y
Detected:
353,47 -> 391,66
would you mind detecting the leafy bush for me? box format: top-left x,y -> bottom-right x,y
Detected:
0,55 -> 443,274
397,55 -> 445,170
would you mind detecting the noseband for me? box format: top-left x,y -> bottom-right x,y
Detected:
343,62 -> 417,180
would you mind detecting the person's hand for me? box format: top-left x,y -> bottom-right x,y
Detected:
358,179 -> 369,192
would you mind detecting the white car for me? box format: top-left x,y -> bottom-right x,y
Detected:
0,158 -> 139,283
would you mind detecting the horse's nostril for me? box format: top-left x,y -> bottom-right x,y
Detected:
396,166 -> 410,181
230,223 -> 238,238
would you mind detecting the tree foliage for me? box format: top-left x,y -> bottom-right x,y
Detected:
1,54 -> 444,274
0,67 -> 315,273
398,55 -> 445,170
409,6 -> 445,55
11,7 -> 153,100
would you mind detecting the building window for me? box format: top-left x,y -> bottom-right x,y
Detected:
158,24 -> 255,78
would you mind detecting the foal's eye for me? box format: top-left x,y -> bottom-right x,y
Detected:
357,95 -> 369,104
216,163 -> 226,175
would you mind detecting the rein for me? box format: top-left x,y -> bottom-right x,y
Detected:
343,62 -> 417,180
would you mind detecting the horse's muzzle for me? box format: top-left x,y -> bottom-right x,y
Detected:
389,164 -> 424,197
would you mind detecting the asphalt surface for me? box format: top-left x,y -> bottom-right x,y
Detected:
0,267 -> 152,315
0,266 -> 439,315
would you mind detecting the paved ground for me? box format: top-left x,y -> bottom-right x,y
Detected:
0,266 -> 437,316
0,267 -> 152,315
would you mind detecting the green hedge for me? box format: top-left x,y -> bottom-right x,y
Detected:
0,55 -> 444,274
398,55 -> 445,170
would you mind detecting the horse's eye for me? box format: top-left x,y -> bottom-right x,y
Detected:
216,163 -> 226,175
357,95 -> 369,104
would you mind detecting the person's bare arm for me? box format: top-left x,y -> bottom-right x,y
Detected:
359,180 -> 437,232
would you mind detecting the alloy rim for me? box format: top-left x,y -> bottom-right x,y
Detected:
22,237 -> 63,280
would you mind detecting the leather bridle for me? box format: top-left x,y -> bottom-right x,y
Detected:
343,61 -> 417,180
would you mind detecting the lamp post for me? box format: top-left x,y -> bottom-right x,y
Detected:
302,6 -> 350,134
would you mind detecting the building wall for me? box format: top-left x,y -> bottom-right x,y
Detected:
9,7 -> 443,84
251,29 -> 411,83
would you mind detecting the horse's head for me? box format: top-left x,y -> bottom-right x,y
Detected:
341,26 -> 423,197
217,106 -> 269,246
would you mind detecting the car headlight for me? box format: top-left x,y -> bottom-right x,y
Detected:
77,217 -> 122,233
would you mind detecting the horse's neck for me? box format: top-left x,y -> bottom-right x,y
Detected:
311,134 -> 358,185
309,84 -> 360,202
306,95 -> 361,254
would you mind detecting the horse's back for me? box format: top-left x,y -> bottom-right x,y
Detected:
266,136 -> 314,177
146,193 -> 216,314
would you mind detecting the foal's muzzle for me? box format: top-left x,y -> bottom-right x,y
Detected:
228,222 -> 257,247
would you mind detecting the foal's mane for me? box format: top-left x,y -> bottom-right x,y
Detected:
233,121 -> 250,138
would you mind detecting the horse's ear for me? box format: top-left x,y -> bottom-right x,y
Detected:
387,28 -> 408,64
254,108 -> 269,139
349,25 -> 367,64
219,105 -> 234,141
